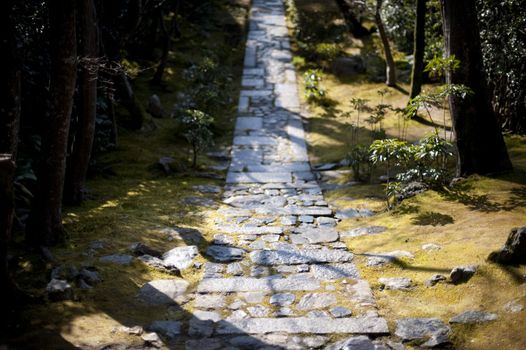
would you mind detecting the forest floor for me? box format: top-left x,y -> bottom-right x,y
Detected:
4,0 -> 526,349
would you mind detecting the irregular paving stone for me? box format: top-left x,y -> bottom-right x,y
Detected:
395,318 -> 451,347
297,293 -> 338,310
310,263 -> 360,280
290,227 -> 339,244
324,335 -> 387,350
330,306 -> 353,318
250,248 -> 354,265
240,292 -> 267,303
215,225 -> 283,235
299,215 -> 314,223
192,185 -> 221,193
227,309 -> 249,321
141,332 -> 164,348
450,265 -> 478,284
316,217 -> 338,227
503,299 -> 524,313
216,316 -> 389,334
281,215 -> 297,226
345,280 -> 376,307
99,254 -> 133,265
307,310 -> 331,318
79,267 -> 102,285
449,311 -> 498,324
163,226 -> 203,243
366,251 -> 415,267
203,262 -> 225,278
183,196 -> 217,207
227,262 -> 244,276
335,208 -> 374,219
138,255 -> 178,274
148,320 -> 181,338
197,277 -> 320,292
194,294 -> 226,309
229,299 -> 246,310
189,310 -> 221,337
206,245 -> 246,262
137,279 -> 189,305
379,277 -> 412,290
213,234 -> 235,245
247,305 -> 270,317
269,293 -> 295,306
340,226 -> 386,238
46,279 -> 73,301
162,245 -> 198,270
227,172 -> 292,184
129,242 -> 162,257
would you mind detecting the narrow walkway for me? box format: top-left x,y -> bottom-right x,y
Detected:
185,0 -> 389,348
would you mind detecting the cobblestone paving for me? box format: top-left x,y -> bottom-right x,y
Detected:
184,0 -> 391,348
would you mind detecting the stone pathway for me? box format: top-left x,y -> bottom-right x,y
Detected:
185,0 -> 390,348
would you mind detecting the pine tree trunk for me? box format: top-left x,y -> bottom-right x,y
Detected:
65,0 -> 99,205
441,0 -> 512,176
27,0 -> 77,245
409,0 -> 426,99
375,0 -> 396,86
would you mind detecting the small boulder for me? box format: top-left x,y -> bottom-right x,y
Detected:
449,310 -> 497,324
450,265 -> 477,284
488,226 -> 526,264
147,94 -> 164,118
425,274 -> 447,287
129,242 -> 162,258
379,277 -> 412,290
162,245 -> 199,270
503,299 -> 524,314
79,267 -> 102,285
331,56 -> 366,76
158,156 -> 176,175
51,264 -> 79,281
47,279 -> 74,301
395,318 -> 451,347
148,320 -> 181,338
141,331 -> 164,348
99,254 -> 133,265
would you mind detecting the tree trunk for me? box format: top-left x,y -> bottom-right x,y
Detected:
409,0 -> 426,99
0,156 -> 15,297
65,0 -> 99,205
118,70 -> 144,130
441,0 -> 512,176
334,0 -> 370,38
26,0 -> 77,245
375,0 -> 396,87
152,9 -> 170,84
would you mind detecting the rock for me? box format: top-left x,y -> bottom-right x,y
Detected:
51,265 -> 79,280
147,94 -> 164,118
194,294 -> 226,309
163,226 -> 202,243
189,310 -> 221,337
148,320 -> 181,338
79,267 -> 102,285
331,56 -> 366,76
138,255 -> 179,274
422,243 -> 442,251
307,310 -> 330,318
488,226 -> 526,264
291,227 -> 339,244
227,262 -> 244,276
207,245 -> 245,262
46,279 -> 73,301
395,318 -> 451,347
250,248 -> 354,265
162,245 -> 198,270
203,262 -> 225,278
247,305 -> 270,317
324,335 -> 384,350
213,234 -> 235,245
269,293 -> 295,306
449,311 -> 498,324
129,242 -> 162,257
281,216 -> 297,226
137,279 -> 189,305
310,263 -> 360,280
340,226 -> 386,238
113,325 -> 144,335
450,265 -> 477,284
378,277 -> 412,290
314,163 -> 339,171
330,306 -> 353,318
503,299 -> 524,313
183,196 -> 217,207
425,274 -> 447,287
141,332 -> 164,348
335,208 -> 374,220
198,277 -> 320,293
99,254 -> 133,265
299,215 -> 314,223
193,185 -> 221,193
316,217 -> 338,227
399,181 -> 428,199
158,156 -> 176,175
366,251 -> 414,267
297,293 -> 337,310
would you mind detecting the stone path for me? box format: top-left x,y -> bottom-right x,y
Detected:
185,0 -> 390,348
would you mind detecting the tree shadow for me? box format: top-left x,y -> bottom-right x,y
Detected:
411,211 -> 454,226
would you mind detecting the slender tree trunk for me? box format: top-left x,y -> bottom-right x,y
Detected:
152,9 -> 170,84
441,0 -> 512,176
27,0 -> 77,245
65,0 -> 99,205
334,0 -> 370,38
409,0 -> 426,99
375,0 -> 396,86
0,0 -> 21,300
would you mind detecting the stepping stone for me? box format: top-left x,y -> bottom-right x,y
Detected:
226,172 -> 292,183
206,245 -> 245,262
330,307 -> 353,318
379,277 -> 412,290
340,226 -> 386,238
449,311 -> 498,324
290,227 -> 339,244
269,293 -> 295,306
310,263 -> 360,280
335,208 -> 374,219
216,316 -> 389,334
192,185 -> 221,193
197,277 -> 320,293
194,294 -> 226,309
395,318 -> 451,347
215,225 -> 283,235
233,136 -> 277,146
325,335 -> 385,350
162,245 -> 198,270
297,293 -> 337,310
137,279 -> 189,305
250,248 -> 354,265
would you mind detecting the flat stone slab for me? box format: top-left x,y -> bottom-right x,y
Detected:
215,225 -> 283,235
197,277 -> 321,293
226,172 -> 292,183
340,226 -> 386,238
255,206 -> 332,216
449,311 -> 498,324
233,136 -> 277,146
310,263 -> 360,280
137,279 -> 189,305
162,245 -> 198,270
290,227 -> 339,244
206,245 -> 245,262
250,249 -> 354,265
379,277 -> 412,290
216,317 -> 389,334
395,318 -> 451,348
236,117 -> 263,130
297,293 -> 337,310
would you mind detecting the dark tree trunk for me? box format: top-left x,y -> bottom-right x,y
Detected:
65,0 -> 99,205
152,1 -> 181,84
409,0 -> 426,99
375,0 -> 396,86
27,0 -> 77,245
0,0 -> 21,299
441,0 -> 512,176
118,70 -> 144,130
334,0 -> 370,38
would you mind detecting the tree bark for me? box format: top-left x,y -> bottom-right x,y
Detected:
409,0 -> 426,99
375,0 -> 396,86
65,0 -> 99,205
0,156 -> 15,296
441,0 -> 512,176
152,0 -> 181,85
27,0 -> 77,245
334,0 -> 370,38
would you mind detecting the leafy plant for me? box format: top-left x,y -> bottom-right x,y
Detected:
347,144 -> 371,182
303,69 -> 327,102
180,109 -> 214,168
369,138 -> 408,182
